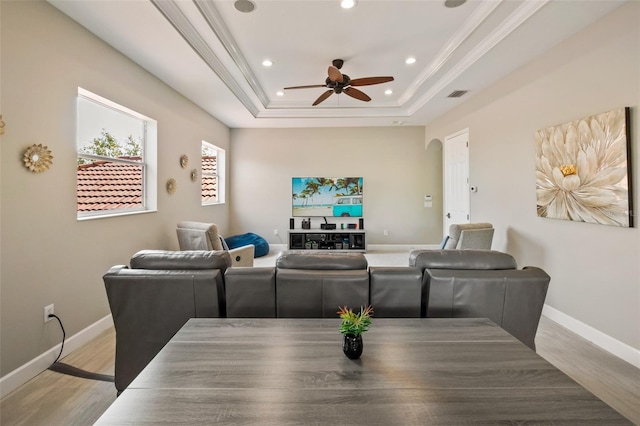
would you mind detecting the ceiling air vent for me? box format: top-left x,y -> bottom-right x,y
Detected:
448,90 -> 468,98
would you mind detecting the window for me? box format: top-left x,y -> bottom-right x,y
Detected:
76,88 -> 157,219
201,141 -> 225,205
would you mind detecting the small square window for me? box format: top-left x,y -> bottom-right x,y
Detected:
202,141 -> 225,205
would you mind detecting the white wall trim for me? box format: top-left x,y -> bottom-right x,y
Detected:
0,315 -> 114,399
367,244 -> 438,251
542,304 -> 640,369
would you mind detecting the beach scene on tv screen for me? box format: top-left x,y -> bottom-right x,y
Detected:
292,177 -> 363,217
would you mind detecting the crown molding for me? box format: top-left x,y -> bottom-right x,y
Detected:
399,0 -> 502,105
407,0 -> 549,115
194,0 -> 271,108
151,0 -> 261,117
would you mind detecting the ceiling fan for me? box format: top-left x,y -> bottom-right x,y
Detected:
284,59 -> 394,106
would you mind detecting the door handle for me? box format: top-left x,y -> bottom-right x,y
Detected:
446,213 -> 451,218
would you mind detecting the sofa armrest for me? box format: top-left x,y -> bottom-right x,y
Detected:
103,268 -> 223,392
229,245 -> 255,267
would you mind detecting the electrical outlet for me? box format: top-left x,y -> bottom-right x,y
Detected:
383,230 -> 388,236
273,229 -> 279,236
44,304 -> 54,323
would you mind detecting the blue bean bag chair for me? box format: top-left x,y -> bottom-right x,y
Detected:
224,233 -> 270,258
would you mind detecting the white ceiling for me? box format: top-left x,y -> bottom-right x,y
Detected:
48,0 -> 626,129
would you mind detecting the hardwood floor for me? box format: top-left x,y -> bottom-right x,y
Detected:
536,315 -> 640,423
1,316 -> 638,425
0,328 -> 116,426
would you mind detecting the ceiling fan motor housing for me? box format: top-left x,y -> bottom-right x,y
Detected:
326,74 -> 350,93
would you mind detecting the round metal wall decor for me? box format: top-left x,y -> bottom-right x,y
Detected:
166,178 -> 177,194
23,144 -> 53,173
190,169 -> 198,182
180,155 -> 189,168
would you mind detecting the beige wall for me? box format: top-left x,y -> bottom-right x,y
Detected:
229,127 -> 443,246
2,0 -> 638,384
0,1 -> 230,376
425,3 -> 639,351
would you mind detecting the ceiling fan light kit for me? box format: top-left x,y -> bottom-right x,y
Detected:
284,59 -> 394,106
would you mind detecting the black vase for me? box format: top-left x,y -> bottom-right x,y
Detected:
342,334 -> 363,359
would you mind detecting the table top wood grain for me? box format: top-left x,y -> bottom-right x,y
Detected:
95,318 -> 630,425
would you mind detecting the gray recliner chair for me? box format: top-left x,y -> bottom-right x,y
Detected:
103,249 -> 231,394
409,249 -> 550,351
441,222 -> 494,250
176,221 -> 254,267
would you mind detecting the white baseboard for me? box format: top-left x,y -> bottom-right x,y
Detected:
542,304 -> 640,369
367,244 -> 438,251
0,314 -> 114,399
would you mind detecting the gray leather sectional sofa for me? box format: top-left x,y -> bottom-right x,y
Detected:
104,248 -> 549,394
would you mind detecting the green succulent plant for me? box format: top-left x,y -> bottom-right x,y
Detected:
337,305 -> 373,336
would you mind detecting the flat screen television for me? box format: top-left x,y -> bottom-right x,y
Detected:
292,177 -> 363,217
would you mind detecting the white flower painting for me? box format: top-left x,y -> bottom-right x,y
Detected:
535,107 -> 632,227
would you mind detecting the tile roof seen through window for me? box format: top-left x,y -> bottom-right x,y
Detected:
77,156 -> 218,212
77,160 -> 142,212
202,155 -> 217,203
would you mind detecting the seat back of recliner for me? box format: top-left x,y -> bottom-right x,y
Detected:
424,266 -> 550,351
103,249 -> 230,393
176,221 -> 224,251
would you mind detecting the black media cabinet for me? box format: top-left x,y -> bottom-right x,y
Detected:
288,230 -> 366,252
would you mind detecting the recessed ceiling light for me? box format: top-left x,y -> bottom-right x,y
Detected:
262,59 -> 273,67
276,91 -> 284,97
405,57 -> 416,65
341,0 -> 356,9
385,89 -> 393,95
234,0 -> 256,13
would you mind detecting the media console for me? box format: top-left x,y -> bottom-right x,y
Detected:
288,230 -> 366,252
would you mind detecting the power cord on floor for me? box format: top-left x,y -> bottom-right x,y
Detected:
47,313 -> 114,383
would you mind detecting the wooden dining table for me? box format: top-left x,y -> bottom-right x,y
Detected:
95,318 -> 630,425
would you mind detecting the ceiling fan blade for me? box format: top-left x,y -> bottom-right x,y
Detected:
312,90 -> 334,106
284,84 -> 327,90
343,87 -> 371,102
328,65 -> 344,83
349,76 -> 394,86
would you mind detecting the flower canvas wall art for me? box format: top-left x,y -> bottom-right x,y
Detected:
535,107 -> 633,227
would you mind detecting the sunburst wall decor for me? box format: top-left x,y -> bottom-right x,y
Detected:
23,144 -> 54,173
166,178 -> 177,194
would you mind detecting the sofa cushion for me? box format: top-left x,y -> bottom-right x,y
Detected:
409,249 -> 516,271
276,269 -> 369,317
130,249 -> 232,272
276,251 -> 368,270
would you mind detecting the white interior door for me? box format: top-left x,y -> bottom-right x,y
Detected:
443,129 -> 470,235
